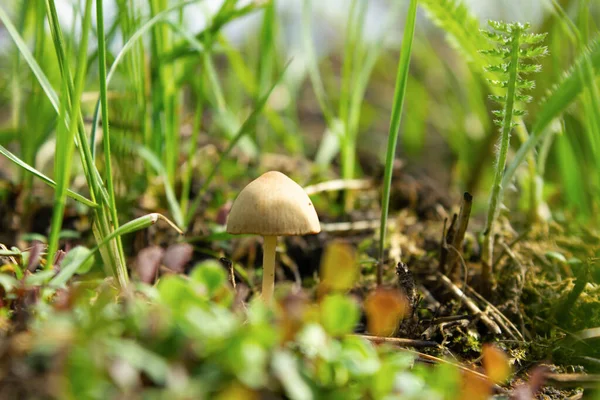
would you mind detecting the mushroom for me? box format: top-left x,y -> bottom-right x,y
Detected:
226,171 -> 321,303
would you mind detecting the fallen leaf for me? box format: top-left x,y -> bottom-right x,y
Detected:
460,371 -> 492,400
483,344 -> 511,384
364,288 -> 408,337
162,243 -> 193,273
135,246 -> 165,284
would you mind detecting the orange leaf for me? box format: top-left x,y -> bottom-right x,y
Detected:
483,344 -> 511,384
460,371 -> 492,400
364,288 -> 408,336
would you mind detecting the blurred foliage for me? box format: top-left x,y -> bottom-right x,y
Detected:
0,260 -> 503,399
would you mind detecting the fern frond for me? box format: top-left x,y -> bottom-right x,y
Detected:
485,64 -> 509,74
480,48 -> 511,58
522,32 -> 547,44
481,30 -> 509,44
518,63 -> 542,74
488,95 -> 505,103
517,79 -> 536,90
480,19 -> 546,288
487,20 -> 511,33
520,46 -> 549,58
487,79 -> 508,88
516,94 -> 533,103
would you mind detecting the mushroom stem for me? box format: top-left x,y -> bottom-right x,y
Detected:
262,235 -> 278,303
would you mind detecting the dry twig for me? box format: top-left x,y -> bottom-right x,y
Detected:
437,273 -> 502,334
356,334 -> 439,348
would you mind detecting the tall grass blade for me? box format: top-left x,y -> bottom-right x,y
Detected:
45,0 -> 128,286
0,4 -> 59,111
96,0 -> 126,277
378,0 -> 418,285
503,36 -> 600,189
46,0 -> 93,269
0,145 -> 96,207
89,0 -> 200,154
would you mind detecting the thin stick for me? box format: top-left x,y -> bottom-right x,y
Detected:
321,219 -> 396,233
492,228 -> 530,271
437,273 -> 501,334
439,217 -> 451,274
404,349 -> 507,394
545,373 -> 600,389
418,284 -> 440,309
356,334 -> 439,348
448,192 -> 473,280
466,286 -> 524,341
429,315 -> 471,324
304,179 -> 373,195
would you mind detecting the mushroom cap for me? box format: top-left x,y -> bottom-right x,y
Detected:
226,171 -> 321,236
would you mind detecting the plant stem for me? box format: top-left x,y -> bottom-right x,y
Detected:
481,28 -> 522,295
262,235 -> 277,303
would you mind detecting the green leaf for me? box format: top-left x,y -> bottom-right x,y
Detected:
272,350 -> 313,400
320,294 -> 360,337
106,338 -> 169,385
225,337 -> 269,388
545,251 -> 568,263
61,246 -> 95,275
189,260 -> 233,305
340,336 -> 381,377
0,4 -> 59,110
25,270 -> 57,286
191,261 -> 225,290
371,352 -> 415,398
158,275 -> 199,312
0,274 -> 19,291
0,145 -> 96,208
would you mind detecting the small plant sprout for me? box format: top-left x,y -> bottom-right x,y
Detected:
226,171 -> 321,303
480,20 -> 547,294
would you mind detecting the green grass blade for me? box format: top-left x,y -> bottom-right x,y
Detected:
503,35 -> 600,189
96,0 -> 126,275
0,145 -> 96,207
378,0 -> 418,284
89,0 -> 200,154
50,213 -> 182,287
46,0 -> 94,268
181,79 -> 204,216
114,137 -> 185,229
301,0 -> 334,125
165,1 -> 264,62
45,0 -> 128,286
0,4 -> 59,111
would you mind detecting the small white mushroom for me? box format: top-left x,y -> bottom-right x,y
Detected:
226,171 -> 321,303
